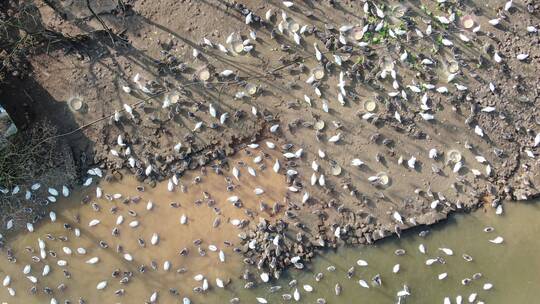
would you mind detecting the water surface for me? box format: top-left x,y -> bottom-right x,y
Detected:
237,201 -> 540,304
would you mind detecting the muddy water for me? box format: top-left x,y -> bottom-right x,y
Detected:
1,153 -> 539,304
235,202 -> 540,304
0,147 -> 289,303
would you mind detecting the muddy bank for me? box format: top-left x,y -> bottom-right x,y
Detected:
1,0 -> 540,280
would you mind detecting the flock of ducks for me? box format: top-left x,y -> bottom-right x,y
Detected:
0,143 -> 507,303
0,137 -> 508,304
0,155 -> 269,303
1,0 -> 536,302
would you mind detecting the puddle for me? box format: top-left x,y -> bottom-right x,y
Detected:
0,146 -> 288,303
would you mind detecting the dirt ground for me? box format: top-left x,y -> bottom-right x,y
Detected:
1,0 -> 540,274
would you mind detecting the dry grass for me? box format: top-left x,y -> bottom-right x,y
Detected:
0,120 -> 61,189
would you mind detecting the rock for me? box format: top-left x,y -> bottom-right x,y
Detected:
112,170 -> 123,181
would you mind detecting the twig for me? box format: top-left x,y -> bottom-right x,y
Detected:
86,0 -> 116,45
23,89 -> 35,103
33,93 -> 160,147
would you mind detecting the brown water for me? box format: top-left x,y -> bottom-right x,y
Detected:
235,202 -> 540,304
0,146 -> 288,303
1,145 -> 539,303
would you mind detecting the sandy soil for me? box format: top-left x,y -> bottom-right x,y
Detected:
1,0 -> 540,275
